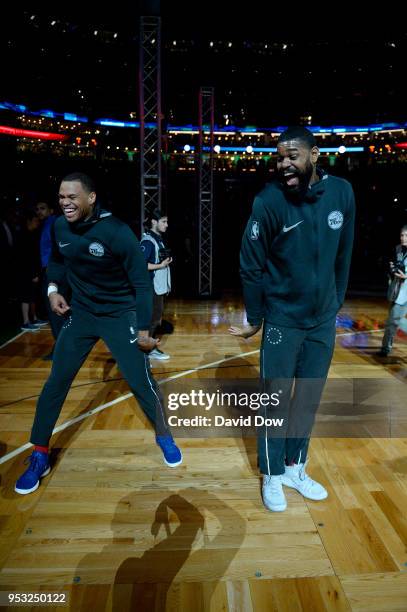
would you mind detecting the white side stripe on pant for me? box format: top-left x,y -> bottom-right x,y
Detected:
262,346 -> 271,476
143,354 -> 167,429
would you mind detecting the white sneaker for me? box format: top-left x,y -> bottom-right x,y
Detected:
149,348 -> 170,360
282,460 -> 328,501
262,475 -> 287,512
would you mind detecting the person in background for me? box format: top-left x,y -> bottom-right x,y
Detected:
16,211 -> 47,332
140,210 -> 172,361
377,225 -> 407,356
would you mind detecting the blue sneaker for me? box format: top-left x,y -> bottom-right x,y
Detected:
15,451 -> 51,495
32,319 -> 48,327
21,323 -> 40,332
156,436 -> 182,467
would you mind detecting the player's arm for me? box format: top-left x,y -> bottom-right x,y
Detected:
230,196 -> 274,338
47,222 -> 70,315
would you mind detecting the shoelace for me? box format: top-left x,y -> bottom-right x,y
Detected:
295,460 -> 319,494
264,475 -> 282,493
24,453 -> 45,473
298,460 -> 309,481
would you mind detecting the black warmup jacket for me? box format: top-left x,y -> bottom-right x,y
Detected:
48,206 -> 153,330
240,172 -> 355,329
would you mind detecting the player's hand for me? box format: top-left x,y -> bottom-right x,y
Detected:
395,272 -> 407,279
137,334 -> 160,353
228,324 -> 262,338
49,292 -> 70,315
160,257 -> 172,268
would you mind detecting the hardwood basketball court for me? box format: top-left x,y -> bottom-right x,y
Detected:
0,297 -> 406,611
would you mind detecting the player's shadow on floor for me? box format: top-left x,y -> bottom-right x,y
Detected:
73,487 -> 246,611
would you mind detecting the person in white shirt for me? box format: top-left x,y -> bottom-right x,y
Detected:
378,225 -> 407,356
140,210 -> 172,361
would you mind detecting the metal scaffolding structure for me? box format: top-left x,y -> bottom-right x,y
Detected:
197,87 -> 215,296
139,16 -> 162,228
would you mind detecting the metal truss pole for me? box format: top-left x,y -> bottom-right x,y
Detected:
139,16 -> 162,229
197,86 -> 214,296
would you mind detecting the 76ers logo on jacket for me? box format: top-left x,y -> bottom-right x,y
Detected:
89,242 -> 105,257
327,210 -> 343,230
251,221 -> 260,240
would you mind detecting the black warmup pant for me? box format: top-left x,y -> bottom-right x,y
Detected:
258,316 -> 336,476
30,308 -> 170,445
41,271 -> 70,341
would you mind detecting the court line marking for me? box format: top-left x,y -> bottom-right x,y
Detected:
0,349 -> 259,465
0,331 -> 26,350
0,329 -> 384,465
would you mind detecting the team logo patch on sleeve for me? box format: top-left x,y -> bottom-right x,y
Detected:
327,210 -> 343,230
89,242 -> 105,257
250,220 -> 260,240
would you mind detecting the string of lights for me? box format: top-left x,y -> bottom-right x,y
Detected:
1,101 -> 406,137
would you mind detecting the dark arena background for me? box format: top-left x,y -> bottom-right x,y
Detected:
0,3 -> 406,611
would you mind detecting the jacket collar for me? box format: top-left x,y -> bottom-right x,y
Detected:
69,202 -> 112,232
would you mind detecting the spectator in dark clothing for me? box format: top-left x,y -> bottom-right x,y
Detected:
16,211 -> 48,332
36,202 -> 56,269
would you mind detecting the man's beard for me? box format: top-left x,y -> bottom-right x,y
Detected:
278,161 -> 314,201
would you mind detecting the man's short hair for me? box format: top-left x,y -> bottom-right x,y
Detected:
277,126 -> 316,149
401,225 -> 407,233
148,209 -> 166,222
144,208 -> 167,230
151,208 -> 167,221
61,172 -> 96,193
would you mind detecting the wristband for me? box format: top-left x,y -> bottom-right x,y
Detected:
47,284 -> 58,296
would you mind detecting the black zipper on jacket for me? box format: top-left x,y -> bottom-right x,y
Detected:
312,203 -> 319,317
